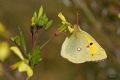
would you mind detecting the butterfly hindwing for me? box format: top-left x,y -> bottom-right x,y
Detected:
61,30 -> 90,63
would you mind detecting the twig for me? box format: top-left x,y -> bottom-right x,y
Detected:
34,29 -> 43,47
31,32 -> 34,48
40,31 -> 60,50
40,35 -> 55,50
31,29 -> 44,50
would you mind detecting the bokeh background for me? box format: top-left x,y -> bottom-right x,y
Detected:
0,0 -> 120,80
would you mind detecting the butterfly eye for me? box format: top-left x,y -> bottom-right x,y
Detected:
90,42 -> 93,46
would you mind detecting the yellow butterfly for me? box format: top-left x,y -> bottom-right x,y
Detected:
58,13 -> 107,63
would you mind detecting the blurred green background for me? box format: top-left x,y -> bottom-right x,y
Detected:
0,0 -> 120,80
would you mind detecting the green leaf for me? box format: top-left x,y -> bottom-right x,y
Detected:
30,25 -> 37,34
33,11 -> 37,19
58,12 -> 66,23
38,16 -> 45,27
58,24 -> 67,32
29,46 -> 41,67
38,5 -> 43,19
11,35 -> 21,46
43,13 -> 48,25
31,5 -> 53,31
31,11 -> 38,26
38,15 -> 48,28
10,46 -> 24,60
45,20 -> 53,30
43,13 -> 47,19
18,27 -> 27,56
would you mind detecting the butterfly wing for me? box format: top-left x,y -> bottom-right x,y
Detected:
61,31 -> 90,63
81,30 -> 107,62
61,29 -> 107,63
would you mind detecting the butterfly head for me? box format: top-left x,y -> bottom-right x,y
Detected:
73,24 -> 82,32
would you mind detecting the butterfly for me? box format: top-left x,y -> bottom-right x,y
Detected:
61,25 -> 107,63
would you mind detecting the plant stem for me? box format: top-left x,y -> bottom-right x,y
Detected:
31,32 -> 34,48
40,35 -> 55,50
40,30 -> 60,50
34,29 -> 43,47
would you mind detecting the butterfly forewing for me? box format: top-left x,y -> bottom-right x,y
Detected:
81,30 -> 107,61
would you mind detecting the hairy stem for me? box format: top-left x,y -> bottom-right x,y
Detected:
40,31 -> 60,50
40,35 -> 55,50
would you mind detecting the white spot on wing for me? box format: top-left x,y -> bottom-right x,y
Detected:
77,48 -> 81,51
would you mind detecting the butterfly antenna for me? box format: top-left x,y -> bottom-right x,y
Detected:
76,12 -> 79,25
76,12 -> 80,29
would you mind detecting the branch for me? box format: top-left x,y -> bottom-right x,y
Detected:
40,34 -> 55,50
40,31 -> 60,50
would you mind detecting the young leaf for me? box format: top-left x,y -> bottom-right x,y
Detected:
18,27 -> 27,55
38,13 -> 49,28
43,13 -> 49,26
58,12 -> 74,34
38,5 -> 43,19
31,5 -> 53,31
38,18 -> 44,27
58,24 -> 67,32
45,20 -> 53,30
10,46 -> 24,60
11,61 -> 33,78
10,46 -> 33,78
11,35 -> 21,46
31,11 -> 37,26
29,46 -> 41,67
58,12 -> 66,23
